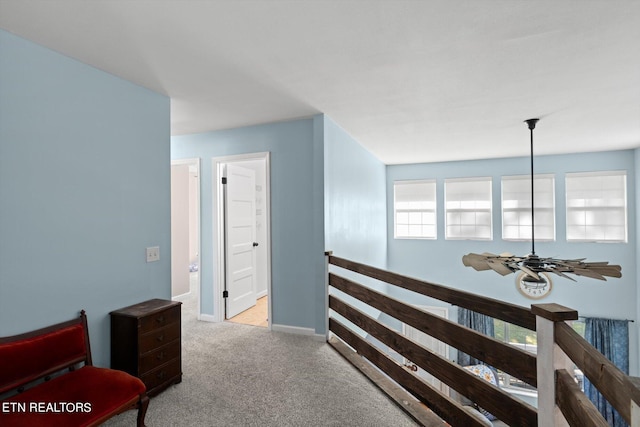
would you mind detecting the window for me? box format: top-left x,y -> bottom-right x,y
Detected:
394,180 -> 437,239
445,177 -> 492,240
493,319 -> 585,391
493,319 -> 537,391
502,174 -> 555,241
566,171 -> 627,242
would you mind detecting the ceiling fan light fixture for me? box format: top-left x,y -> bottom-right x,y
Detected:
462,119 -> 622,282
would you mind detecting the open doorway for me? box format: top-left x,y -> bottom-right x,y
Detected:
171,158 -> 201,319
213,153 -> 271,328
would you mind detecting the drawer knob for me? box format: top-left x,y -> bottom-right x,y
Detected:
157,371 -> 165,380
156,334 -> 164,342
156,315 -> 165,323
156,351 -> 165,360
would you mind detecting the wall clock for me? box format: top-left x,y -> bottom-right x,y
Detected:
516,272 -> 552,299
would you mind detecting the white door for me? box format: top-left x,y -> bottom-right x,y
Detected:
224,163 -> 257,318
403,306 -> 450,396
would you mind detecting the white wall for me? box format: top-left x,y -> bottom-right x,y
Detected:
171,163 -> 191,297
189,165 -> 200,268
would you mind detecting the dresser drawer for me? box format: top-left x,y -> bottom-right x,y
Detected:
139,341 -> 181,374
140,359 -> 181,391
139,305 -> 180,334
139,323 -> 180,354
111,299 -> 182,397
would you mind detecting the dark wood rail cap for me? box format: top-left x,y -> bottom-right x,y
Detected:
325,250 -> 333,256
531,303 -> 578,322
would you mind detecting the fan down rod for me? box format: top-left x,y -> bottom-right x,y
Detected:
525,118 -> 539,256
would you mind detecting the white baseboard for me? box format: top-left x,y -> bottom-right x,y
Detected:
172,291 -> 192,301
271,324 -> 326,341
198,314 -> 217,323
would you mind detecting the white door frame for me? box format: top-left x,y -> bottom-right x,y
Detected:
212,152 -> 271,327
171,158 -> 201,319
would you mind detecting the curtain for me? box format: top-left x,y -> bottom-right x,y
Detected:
583,317 -> 630,427
457,307 -> 494,366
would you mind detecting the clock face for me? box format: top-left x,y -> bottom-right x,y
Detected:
516,272 -> 552,299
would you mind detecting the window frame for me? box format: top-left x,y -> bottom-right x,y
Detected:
444,177 -> 493,241
501,173 -> 556,242
565,170 -> 627,243
393,179 -> 437,240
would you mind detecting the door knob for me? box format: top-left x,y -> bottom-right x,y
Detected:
253,242 -> 259,247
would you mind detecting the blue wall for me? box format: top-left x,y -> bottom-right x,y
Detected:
324,116 -> 387,267
323,116 -> 388,334
0,30 -> 171,367
386,150 -> 638,373
171,114 -> 388,336
171,117 -> 326,333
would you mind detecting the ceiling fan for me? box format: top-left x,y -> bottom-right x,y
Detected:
462,119 -> 622,283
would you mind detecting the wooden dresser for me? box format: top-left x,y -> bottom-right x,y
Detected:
110,299 -> 182,396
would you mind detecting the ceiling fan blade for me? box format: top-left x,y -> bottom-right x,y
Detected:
571,268 -> 607,281
463,244 -> 622,281
543,258 -> 622,279
462,253 -> 480,265
548,268 -> 577,282
486,260 -> 515,276
518,264 -> 540,280
544,258 -> 576,267
480,252 -> 501,258
587,264 -> 622,278
558,258 -> 587,263
462,253 -> 492,271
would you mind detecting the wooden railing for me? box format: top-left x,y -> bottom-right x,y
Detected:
325,253 -> 640,426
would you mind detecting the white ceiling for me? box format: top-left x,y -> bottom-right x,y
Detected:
1,1 -> 639,164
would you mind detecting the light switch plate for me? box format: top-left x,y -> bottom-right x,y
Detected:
146,246 -> 160,262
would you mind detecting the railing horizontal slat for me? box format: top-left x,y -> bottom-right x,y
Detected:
555,321 -> 640,425
329,318 -> 489,427
327,335 -> 447,427
330,272 -> 537,387
329,255 -> 536,331
330,295 -> 537,426
556,368 -> 609,427
326,254 -> 640,427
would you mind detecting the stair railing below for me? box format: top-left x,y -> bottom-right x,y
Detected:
325,252 -> 640,427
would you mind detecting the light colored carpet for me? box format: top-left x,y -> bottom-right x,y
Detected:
103,287 -> 419,426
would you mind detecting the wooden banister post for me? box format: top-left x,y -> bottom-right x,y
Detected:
325,251 -> 333,342
531,303 -> 578,427
631,377 -> 640,427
